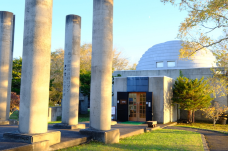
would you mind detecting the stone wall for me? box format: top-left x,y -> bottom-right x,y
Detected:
48,93 -> 88,122
48,106 -> 62,122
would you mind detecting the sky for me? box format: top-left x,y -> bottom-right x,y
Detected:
0,0 -> 188,64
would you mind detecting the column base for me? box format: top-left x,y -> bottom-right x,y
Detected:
0,120 -> 9,125
53,123 -> 86,129
79,128 -> 119,144
3,130 -> 61,145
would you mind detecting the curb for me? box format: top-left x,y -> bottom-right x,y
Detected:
49,136 -> 91,151
201,134 -> 210,151
175,126 -> 228,134
120,122 -> 177,139
162,122 -> 177,128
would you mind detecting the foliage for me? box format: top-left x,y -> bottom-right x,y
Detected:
80,70 -> 91,97
161,0 -> 228,58
10,92 -> 20,112
80,44 -> 135,72
80,44 -> 92,72
160,0 -> 228,103
49,44 -> 134,104
112,48 -> 130,71
172,76 -> 213,122
61,129 -> 203,151
11,57 -> 22,95
201,102 -> 228,126
179,70 -> 184,77
127,63 -> 137,70
112,74 -> 121,84
207,70 -> 228,98
49,49 -> 64,105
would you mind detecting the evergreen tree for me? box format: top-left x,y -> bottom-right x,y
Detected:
172,76 -> 213,122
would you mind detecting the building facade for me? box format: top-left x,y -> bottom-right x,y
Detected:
112,40 -> 226,123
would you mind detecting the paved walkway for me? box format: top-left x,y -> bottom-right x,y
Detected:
0,122 -> 172,150
2,123 -> 227,150
165,126 -> 228,151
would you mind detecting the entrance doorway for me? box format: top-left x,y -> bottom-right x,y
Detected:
117,92 -> 152,122
128,92 -> 146,121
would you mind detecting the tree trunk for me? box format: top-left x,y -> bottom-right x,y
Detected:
192,110 -> 195,123
187,110 -> 192,123
213,118 -> 216,126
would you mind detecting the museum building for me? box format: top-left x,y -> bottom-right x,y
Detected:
112,40 -> 224,124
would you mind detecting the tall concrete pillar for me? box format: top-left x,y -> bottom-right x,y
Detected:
53,15 -> 85,129
90,0 -> 114,131
80,1 -> 119,143
18,0 -> 53,134
0,11 -> 14,124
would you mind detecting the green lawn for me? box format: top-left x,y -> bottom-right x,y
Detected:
177,122 -> 228,133
59,129 -> 204,151
9,110 -> 19,120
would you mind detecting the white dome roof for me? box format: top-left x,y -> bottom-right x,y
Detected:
136,40 -> 217,70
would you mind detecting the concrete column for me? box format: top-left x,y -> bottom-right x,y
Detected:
90,0 -> 113,131
0,11 -> 14,123
62,15 -> 81,125
19,0 -> 53,134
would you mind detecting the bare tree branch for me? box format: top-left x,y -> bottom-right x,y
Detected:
189,37 -> 228,56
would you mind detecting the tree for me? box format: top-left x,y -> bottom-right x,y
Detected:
80,44 -> 92,73
161,0 -> 228,58
11,57 -> 22,95
80,70 -> 91,97
49,49 -> 64,106
172,76 -> 213,122
127,63 -> 137,70
161,0 -> 228,106
201,102 -> 228,126
49,43 -> 133,105
112,48 -> 130,71
80,44 -> 134,71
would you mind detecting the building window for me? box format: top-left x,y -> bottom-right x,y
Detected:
156,62 -> 163,68
167,61 -> 175,67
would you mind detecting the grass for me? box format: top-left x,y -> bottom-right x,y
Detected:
119,121 -> 145,125
78,111 -> 90,122
59,129 -> 204,151
177,122 -> 228,133
9,110 -> 19,120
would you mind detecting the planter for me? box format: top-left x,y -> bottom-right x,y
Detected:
219,114 -> 227,125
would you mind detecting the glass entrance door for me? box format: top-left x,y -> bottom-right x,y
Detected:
128,92 -> 146,121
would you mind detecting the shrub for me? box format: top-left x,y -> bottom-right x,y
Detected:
10,92 -> 20,112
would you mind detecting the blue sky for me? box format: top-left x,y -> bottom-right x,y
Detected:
0,0 -> 187,64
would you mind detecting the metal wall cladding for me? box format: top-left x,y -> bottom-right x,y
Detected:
127,77 -> 148,92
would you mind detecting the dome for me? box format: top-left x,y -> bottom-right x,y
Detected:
136,40 -> 217,70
